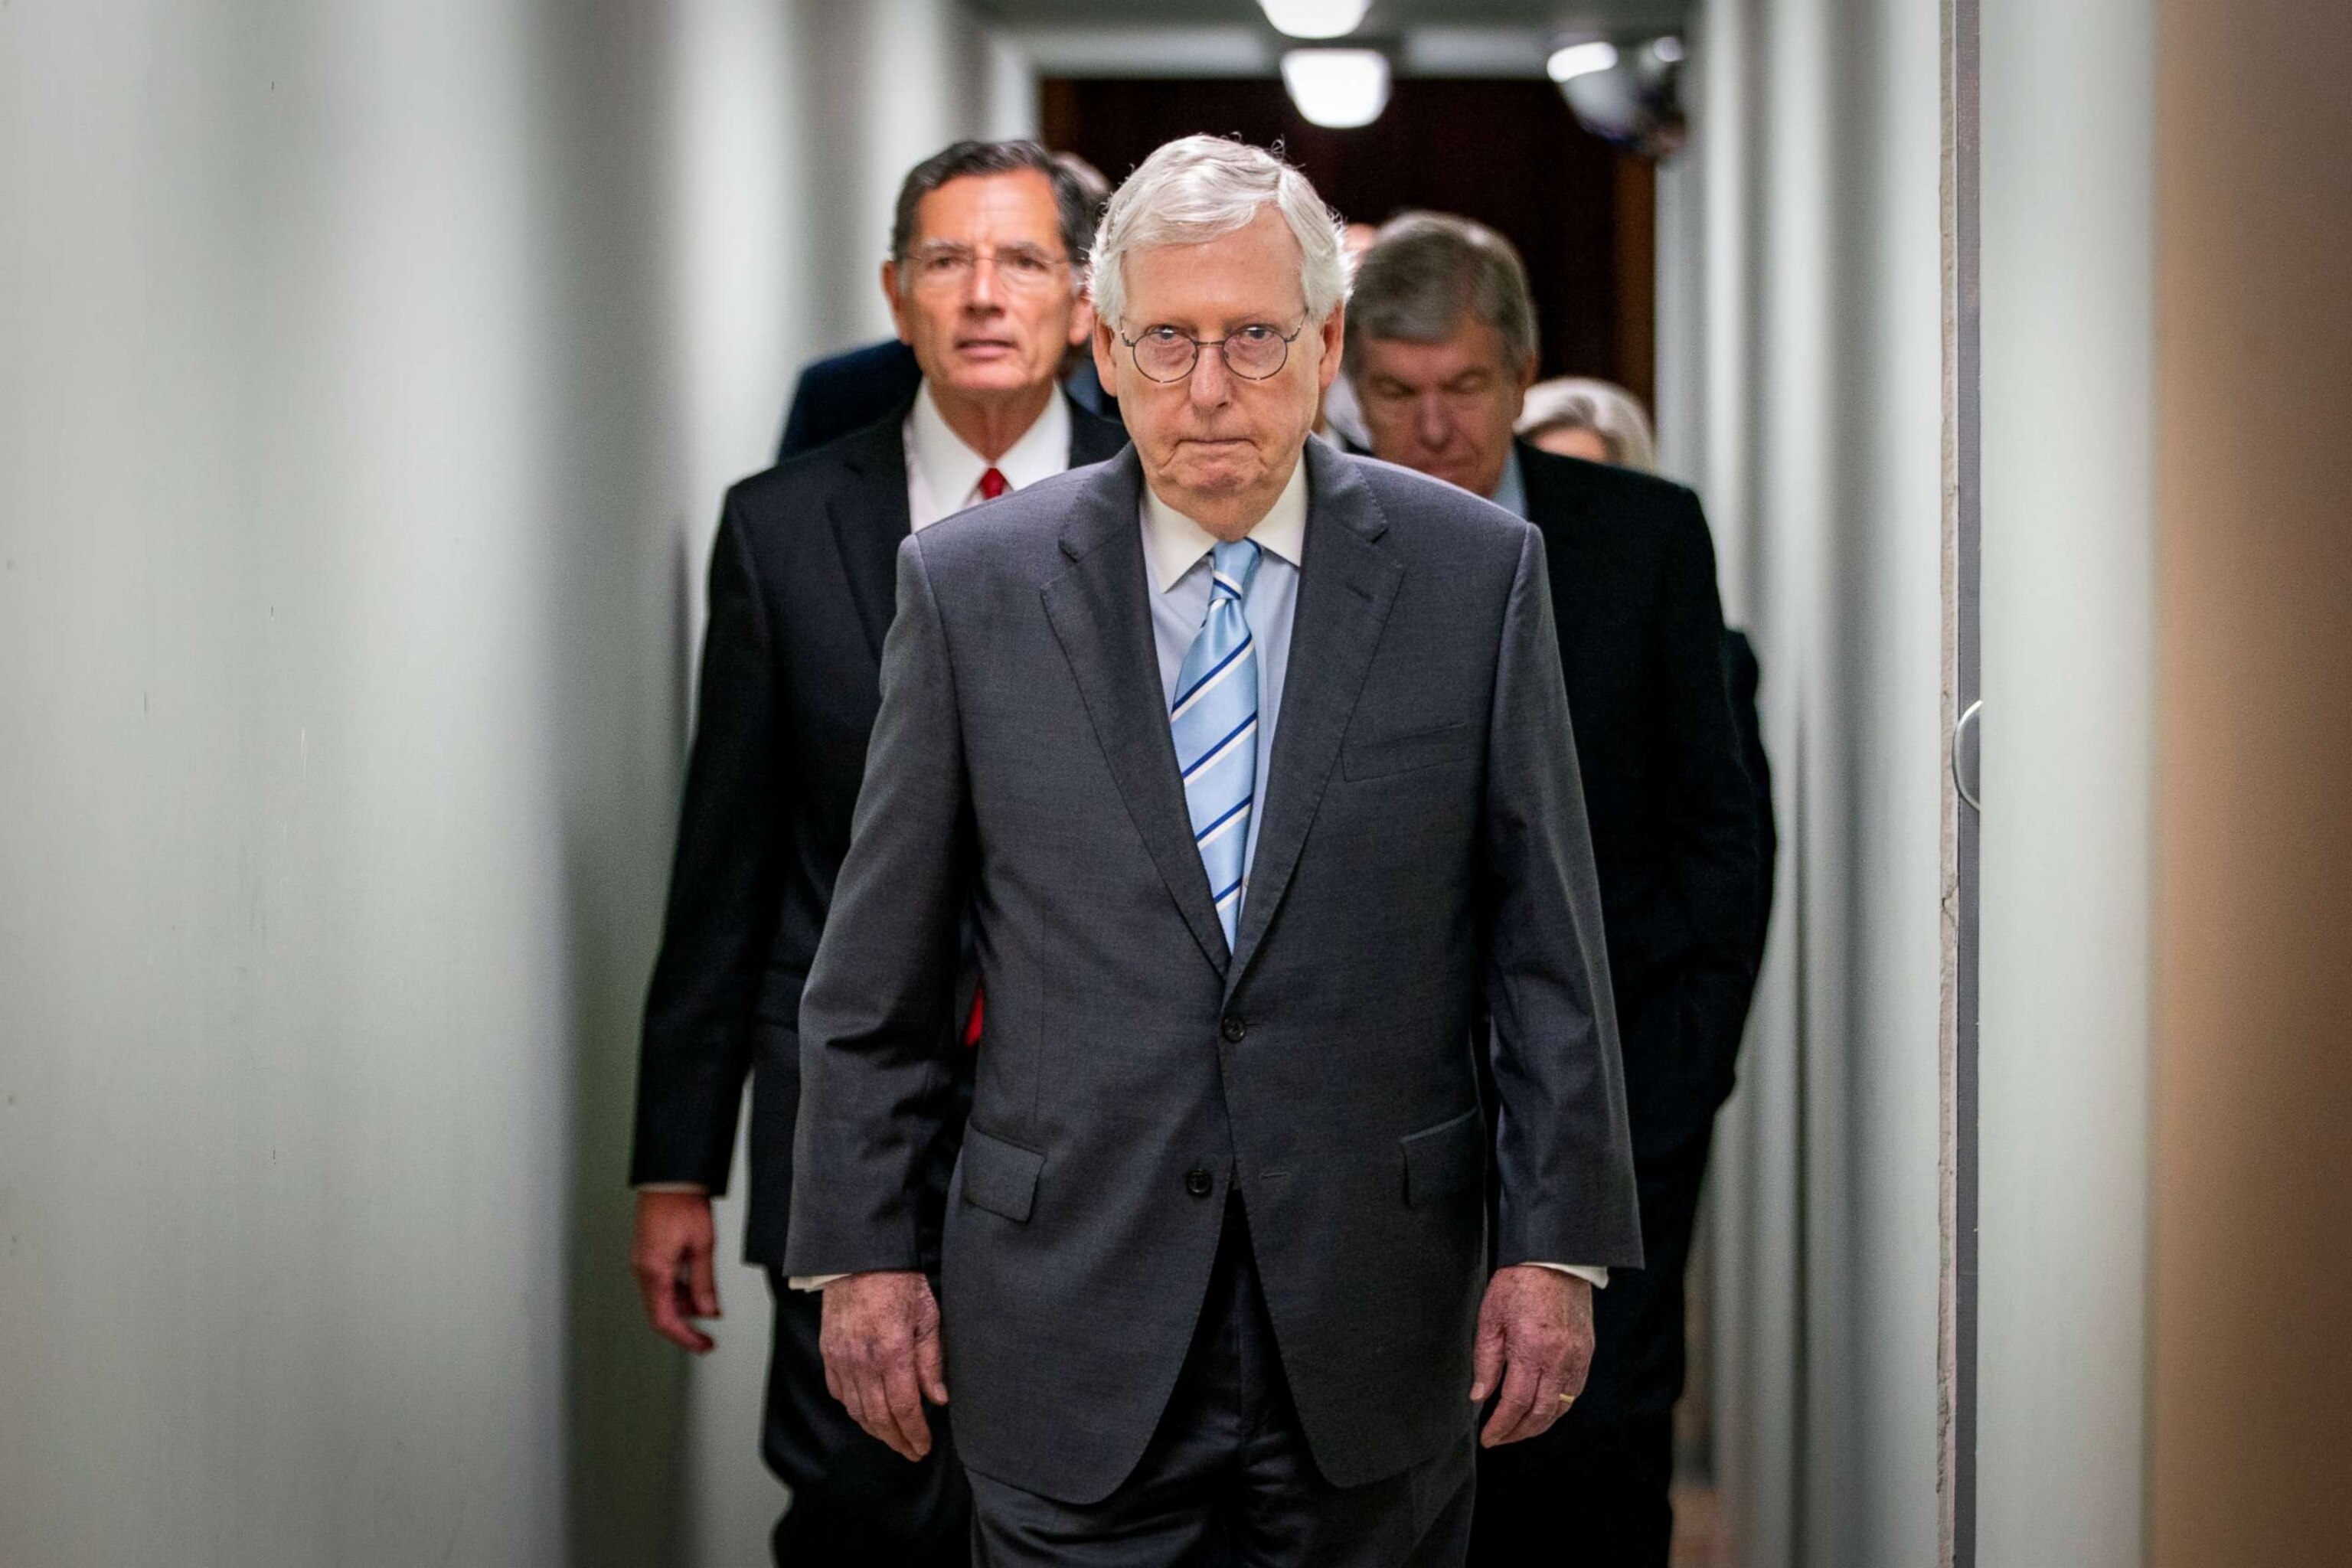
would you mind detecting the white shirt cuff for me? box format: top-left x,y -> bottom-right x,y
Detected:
789,1274 -> 848,1292
1526,1262 -> 1608,1289
633,1182 -> 710,1195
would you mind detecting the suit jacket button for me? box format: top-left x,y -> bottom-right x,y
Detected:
1220,1014 -> 1246,1043
1185,1167 -> 1214,1198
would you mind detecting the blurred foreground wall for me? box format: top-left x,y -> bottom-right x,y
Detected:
2151,2 -> 2352,1562
1656,0 -> 1949,1560
0,2 -> 1005,1563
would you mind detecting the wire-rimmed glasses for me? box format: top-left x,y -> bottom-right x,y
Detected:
900,241 -> 1070,296
1119,319 -> 1309,383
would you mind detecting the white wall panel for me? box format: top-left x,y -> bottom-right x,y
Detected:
1658,2 -> 1947,1563
0,3 -> 995,1562
1977,0 -> 2154,1560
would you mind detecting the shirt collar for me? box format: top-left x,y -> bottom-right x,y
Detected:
1487,445 -> 1530,520
1141,453 -> 1310,594
908,381 -> 1072,512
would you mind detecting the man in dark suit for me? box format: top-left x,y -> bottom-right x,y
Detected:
627,139 -> 1126,1566
777,152 -> 1119,459
785,136 -> 1642,1567
1348,213 -> 1766,1566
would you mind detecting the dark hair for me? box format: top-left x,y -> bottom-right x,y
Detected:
1345,211 -> 1540,374
889,140 -> 1102,271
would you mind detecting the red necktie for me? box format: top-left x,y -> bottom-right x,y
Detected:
956,469 -> 1010,1047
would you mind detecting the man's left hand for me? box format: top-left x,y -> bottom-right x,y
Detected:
1468,1265 -> 1596,1446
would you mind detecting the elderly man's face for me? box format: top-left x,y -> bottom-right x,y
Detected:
1094,206 -> 1343,536
1354,317 -> 1536,500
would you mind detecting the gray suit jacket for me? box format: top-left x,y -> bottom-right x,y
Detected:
786,439 -> 1642,1504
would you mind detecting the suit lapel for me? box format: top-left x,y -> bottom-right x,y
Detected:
1038,449 -> 1231,975
1227,441 -> 1403,987
835,393 -> 1119,663
831,411 -> 915,662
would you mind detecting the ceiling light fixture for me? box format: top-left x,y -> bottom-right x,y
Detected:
1547,41 -> 1620,83
1258,0 -> 1374,40
1654,36 -> 1687,64
1281,48 -> 1391,129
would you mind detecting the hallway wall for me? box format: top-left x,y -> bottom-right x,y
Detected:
1975,0 -> 2155,1560
1656,0 -> 1948,1563
2150,2 -> 2352,1560
0,3 -> 995,1563
1664,2 -> 2174,1561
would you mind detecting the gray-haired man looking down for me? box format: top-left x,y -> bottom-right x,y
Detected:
786,136 -> 1643,1566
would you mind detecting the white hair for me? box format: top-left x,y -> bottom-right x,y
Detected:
1517,377 -> 1660,473
1088,136 -> 1352,332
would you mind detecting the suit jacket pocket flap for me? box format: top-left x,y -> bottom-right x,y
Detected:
1343,720 -> 1478,781
960,1125 -> 1044,1223
1401,1106 -> 1485,1206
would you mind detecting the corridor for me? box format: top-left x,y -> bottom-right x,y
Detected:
2,3 -> 2346,1566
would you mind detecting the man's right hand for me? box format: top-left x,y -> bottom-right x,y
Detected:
819,1270 -> 949,1462
632,1191 -> 720,1354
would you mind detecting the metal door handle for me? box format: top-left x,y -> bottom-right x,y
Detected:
1952,699 -> 1983,812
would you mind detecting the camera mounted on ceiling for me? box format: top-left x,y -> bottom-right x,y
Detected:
1550,35 -> 1688,160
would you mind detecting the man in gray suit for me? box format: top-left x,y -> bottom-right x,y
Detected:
786,136 -> 1643,1566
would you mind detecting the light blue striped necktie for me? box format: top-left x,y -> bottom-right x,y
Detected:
1170,539 -> 1261,949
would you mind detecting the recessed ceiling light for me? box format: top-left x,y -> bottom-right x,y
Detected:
1547,41 -> 1620,83
1259,0 -> 1374,40
1654,36 -> 1687,64
1281,49 -> 1391,129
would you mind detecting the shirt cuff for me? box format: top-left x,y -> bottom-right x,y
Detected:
788,1274 -> 848,1292
1525,1262 -> 1609,1289
634,1182 -> 710,1195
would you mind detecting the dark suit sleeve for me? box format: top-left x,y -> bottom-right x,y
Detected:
1483,524 -> 1645,1271
1723,628 -> 1776,977
629,501 -> 786,1191
1648,498 -> 1766,1105
783,534 -> 971,1277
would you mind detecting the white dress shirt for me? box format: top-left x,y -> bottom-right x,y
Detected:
905,381 -> 1070,531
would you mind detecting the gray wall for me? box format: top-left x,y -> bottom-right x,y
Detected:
1977,0 -> 2154,1560
1658,0 -> 1949,1562
1662,1 -> 2165,1562
0,2 -> 997,1562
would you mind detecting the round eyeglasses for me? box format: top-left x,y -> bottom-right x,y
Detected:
1119,320 -> 1308,383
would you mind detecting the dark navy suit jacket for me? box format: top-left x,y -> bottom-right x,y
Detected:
1514,441 -> 1767,1158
